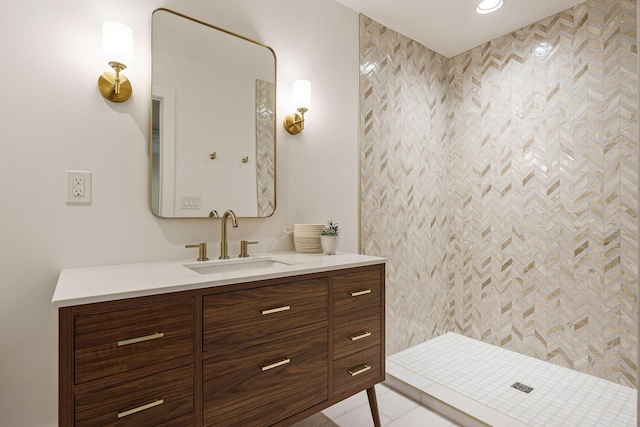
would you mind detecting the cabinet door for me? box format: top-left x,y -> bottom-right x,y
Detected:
333,346 -> 382,397
74,365 -> 193,426
333,268 -> 382,318
203,278 -> 327,350
333,312 -> 381,359
203,327 -> 328,426
74,299 -> 194,384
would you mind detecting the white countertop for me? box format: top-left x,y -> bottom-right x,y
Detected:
52,252 -> 386,308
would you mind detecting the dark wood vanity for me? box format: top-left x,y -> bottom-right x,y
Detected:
58,262 -> 385,426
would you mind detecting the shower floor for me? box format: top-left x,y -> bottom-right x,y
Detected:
385,333 -> 637,427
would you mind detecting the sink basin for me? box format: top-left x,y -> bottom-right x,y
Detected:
184,256 -> 294,275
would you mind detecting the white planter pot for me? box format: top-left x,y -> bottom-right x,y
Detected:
321,235 -> 339,255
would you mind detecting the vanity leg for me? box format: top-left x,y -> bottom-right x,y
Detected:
366,386 -> 382,427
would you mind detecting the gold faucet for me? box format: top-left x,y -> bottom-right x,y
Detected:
219,210 -> 238,259
239,240 -> 259,258
185,242 -> 208,261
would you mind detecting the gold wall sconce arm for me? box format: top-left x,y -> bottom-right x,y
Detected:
98,61 -> 132,102
283,108 -> 308,135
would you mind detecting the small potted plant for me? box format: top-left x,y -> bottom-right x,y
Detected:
321,220 -> 340,255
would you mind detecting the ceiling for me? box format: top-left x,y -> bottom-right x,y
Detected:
333,0 -> 586,58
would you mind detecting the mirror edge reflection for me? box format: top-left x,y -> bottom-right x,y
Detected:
149,7 -> 277,220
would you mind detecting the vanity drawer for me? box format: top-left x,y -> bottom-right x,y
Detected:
333,346 -> 382,397
333,267 -> 382,318
74,364 -> 194,426
333,312 -> 381,359
74,299 -> 194,384
203,327 -> 328,426
203,278 -> 328,351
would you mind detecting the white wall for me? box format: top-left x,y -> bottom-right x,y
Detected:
0,0 -> 359,424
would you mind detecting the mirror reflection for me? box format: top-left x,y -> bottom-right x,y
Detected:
151,9 -> 276,218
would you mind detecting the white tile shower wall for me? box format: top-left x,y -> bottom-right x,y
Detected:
360,0 -> 639,387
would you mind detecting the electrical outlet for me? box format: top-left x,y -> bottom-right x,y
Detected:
66,170 -> 92,204
72,177 -> 84,197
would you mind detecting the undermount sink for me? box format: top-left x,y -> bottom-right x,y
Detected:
184,256 -> 294,275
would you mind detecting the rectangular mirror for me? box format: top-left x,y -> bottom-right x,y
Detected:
151,8 -> 276,218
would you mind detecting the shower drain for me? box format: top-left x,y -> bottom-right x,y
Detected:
511,382 -> 534,393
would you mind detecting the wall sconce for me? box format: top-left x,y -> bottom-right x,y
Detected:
283,80 -> 311,135
98,21 -> 133,102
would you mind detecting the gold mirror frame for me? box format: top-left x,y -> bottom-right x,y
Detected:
150,8 -> 277,219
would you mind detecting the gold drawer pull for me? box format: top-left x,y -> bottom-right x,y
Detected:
348,364 -> 371,377
261,358 -> 291,372
350,289 -> 372,297
261,305 -> 291,315
118,399 -> 164,418
118,332 -> 164,347
350,331 -> 372,341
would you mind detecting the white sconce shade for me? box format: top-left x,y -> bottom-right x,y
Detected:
102,21 -> 133,66
476,0 -> 504,14
292,79 -> 311,111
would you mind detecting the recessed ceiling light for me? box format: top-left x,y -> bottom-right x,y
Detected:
476,0 -> 504,14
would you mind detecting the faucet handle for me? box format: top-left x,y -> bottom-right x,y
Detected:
239,240 -> 259,258
185,243 -> 209,261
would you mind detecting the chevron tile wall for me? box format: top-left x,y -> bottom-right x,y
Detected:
255,79 -> 275,217
360,0 -> 638,387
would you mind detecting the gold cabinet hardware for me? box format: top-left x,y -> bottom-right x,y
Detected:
117,332 -> 164,347
239,240 -> 259,257
261,305 -> 291,315
118,399 -> 164,418
210,152 -> 217,160
348,364 -> 371,377
242,156 -> 249,164
261,358 -> 291,372
350,289 -> 372,297
185,242 -> 209,261
349,331 -> 372,341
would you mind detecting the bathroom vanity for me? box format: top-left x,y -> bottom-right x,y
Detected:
54,252 -> 386,426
